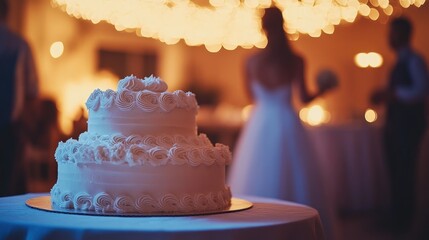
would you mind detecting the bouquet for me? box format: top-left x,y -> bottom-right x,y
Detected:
316,69 -> 339,92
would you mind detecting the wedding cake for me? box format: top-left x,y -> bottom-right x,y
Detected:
51,75 -> 232,214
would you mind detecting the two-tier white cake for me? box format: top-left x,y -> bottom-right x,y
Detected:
51,75 -> 232,214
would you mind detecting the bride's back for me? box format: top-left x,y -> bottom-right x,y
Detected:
246,52 -> 303,107
248,51 -> 301,90
247,6 -> 302,92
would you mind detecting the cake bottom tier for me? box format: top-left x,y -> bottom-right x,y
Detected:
51,162 -> 231,214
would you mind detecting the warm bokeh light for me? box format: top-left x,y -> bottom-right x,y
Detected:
355,53 -> 369,68
58,72 -> 117,134
384,5 -> 394,15
369,52 -> 383,67
354,52 -> 383,68
307,105 -> 325,126
50,41 -> 64,59
241,104 -> 254,122
51,0 -> 426,52
368,8 -> 380,20
299,105 -> 330,126
364,108 -> 378,123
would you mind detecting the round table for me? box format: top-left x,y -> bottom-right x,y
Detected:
0,193 -> 325,240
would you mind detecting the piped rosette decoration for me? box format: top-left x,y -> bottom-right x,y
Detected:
55,132 -> 231,167
86,75 -> 197,113
50,75 -> 233,215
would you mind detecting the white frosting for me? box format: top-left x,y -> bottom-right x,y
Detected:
55,132 -> 231,166
51,186 -> 231,214
51,162 -> 231,214
52,75 -> 232,214
117,75 -> 168,93
85,76 -> 198,136
86,78 -> 197,113
87,107 -> 196,136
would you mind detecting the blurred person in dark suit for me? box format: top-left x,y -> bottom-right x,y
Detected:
371,17 -> 428,233
0,0 -> 39,196
21,98 -> 62,191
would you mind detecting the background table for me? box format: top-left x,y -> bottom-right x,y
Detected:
199,114 -> 391,213
0,193 -> 324,240
309,123 -> 389,212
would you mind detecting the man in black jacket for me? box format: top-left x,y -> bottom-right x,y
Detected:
0,0 -> 39,196
373,16 -> 428,233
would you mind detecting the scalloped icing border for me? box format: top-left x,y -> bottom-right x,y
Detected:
50,185 -> 232,214
55,132 -> 232,166
86,88 -> 198,113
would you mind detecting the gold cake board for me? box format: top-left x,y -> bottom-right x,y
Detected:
26,196 -> 253,217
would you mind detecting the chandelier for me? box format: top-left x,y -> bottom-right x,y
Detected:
51,0 -> 426,52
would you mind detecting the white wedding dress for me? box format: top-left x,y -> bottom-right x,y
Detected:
228,80 -> 338,239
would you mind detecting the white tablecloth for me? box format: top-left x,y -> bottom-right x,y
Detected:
0,193 -> 324,240
309,123 -> 389,212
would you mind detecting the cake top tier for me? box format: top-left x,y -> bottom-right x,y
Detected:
86,75 -> 198,136
118,75 -> 168,93
85,75 -> 198,113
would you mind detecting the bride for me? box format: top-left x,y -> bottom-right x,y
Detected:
227,6 -> 338,240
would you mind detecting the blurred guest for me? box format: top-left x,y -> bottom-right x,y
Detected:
21,98 -> 61,191
371,17 -> 428,233
228,6 -> 339,240
71,107 -> 87,140
411,130 -> 429,240
0,0 -> 39,196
